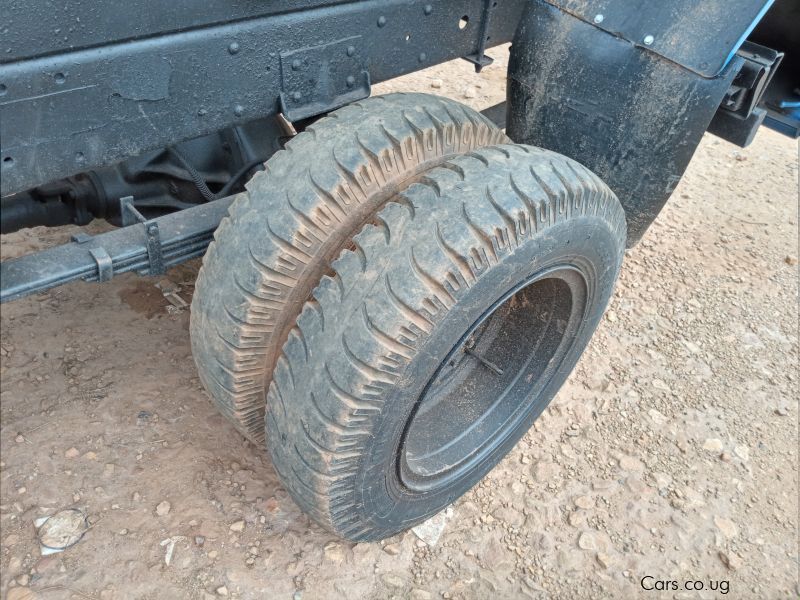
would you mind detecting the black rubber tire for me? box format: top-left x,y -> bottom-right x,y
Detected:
266,144 -> 627,541
190,93 -> 507,444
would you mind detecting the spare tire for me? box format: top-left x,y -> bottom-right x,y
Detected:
191,93 -> 507,444
266,144 -> 626,540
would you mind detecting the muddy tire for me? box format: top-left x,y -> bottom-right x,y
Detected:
190,93 -> 507,444
266,144 -> 627,540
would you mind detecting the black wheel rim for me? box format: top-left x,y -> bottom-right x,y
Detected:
398,265 -> 589,492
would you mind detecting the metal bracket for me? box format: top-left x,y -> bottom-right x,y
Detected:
279,36 -> 371,122
463,0 -> 496,73
120,195 -> 165,276
72,229 -> 114,281
707,41 -> 783,148
144,221 -> 165,276
120,195 -> 145,227
71,232 -> 93,244
719,41 -> 783,119
88,247 -> 114,282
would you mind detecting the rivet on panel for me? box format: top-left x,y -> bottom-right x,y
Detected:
643,35 -> 654,45
228,42 -> 240,55
377,16 -> 387,27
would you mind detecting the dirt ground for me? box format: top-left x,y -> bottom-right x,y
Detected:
1,47 -> 798,600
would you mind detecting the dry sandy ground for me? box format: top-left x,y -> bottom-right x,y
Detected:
1,48 -> 798,600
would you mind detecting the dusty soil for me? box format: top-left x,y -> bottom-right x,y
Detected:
1,47 -> 798,600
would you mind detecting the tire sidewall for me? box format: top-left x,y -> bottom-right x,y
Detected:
354,216 -> 624,538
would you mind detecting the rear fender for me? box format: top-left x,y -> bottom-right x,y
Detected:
507,0 -> 771,245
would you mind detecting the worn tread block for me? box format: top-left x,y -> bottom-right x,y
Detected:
191,92 -> 507,444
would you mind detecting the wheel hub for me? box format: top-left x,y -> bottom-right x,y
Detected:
398,267 -> 588,492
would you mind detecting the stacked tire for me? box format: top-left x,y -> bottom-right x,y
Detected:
190,93 -> 625,541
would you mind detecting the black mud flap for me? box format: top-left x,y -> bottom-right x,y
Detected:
506,0 -> 744,246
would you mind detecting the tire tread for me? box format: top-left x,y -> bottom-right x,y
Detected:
191,93 -> 507,444
266,144 -> 626,539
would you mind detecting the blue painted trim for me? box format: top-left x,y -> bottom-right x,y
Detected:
764,114 -> 800,138
722,0 -> 775,70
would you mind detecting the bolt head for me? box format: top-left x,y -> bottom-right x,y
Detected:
643,35 -> 654,45
377,16 -> 387,27
593,14 -> 604,23
346,45 -> 356,57
291,59 -> 301,70
423,4 -> 432,15
346,75 -> 356,87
